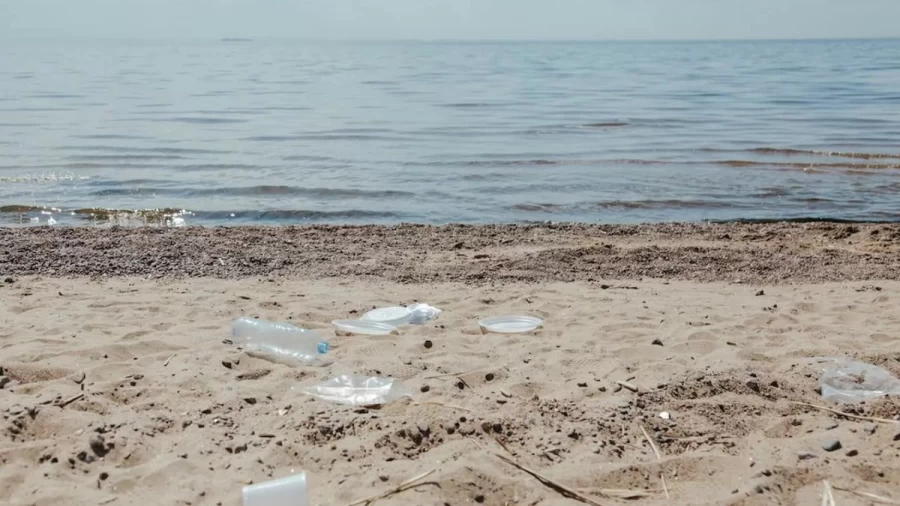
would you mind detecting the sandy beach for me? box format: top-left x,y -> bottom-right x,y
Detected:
1,223 -> 899,506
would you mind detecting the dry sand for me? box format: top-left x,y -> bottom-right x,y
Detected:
1,225 -> 900,506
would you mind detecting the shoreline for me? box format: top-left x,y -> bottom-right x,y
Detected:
2,221 -> 900,283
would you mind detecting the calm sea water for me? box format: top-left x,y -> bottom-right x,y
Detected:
2,38 -> 900,226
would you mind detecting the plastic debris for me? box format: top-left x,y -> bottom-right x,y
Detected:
243,471 -> 308,506
659,411 -> 671,420
479,315 -> 543,334
820,359 -> 900,404
297,374 -> 412,407
361,303 -> 442,326
232,317 -> 329,366
332,319 -> 397,336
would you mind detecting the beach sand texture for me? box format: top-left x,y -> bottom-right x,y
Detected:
1,224 -> 899,505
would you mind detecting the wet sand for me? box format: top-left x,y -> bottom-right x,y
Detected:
1,223 -> 900,506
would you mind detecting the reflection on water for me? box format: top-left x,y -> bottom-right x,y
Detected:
2,39 -> 900,225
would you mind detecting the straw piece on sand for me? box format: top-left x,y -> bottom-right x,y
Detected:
791,401 -> 900,425
346,469 -> 436,506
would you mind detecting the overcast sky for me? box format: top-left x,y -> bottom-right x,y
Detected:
2,0 -> 899,41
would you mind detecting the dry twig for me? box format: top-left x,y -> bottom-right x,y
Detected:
424,368 -> 482,380
492,452 -> 610,506
639,425 -> 669,500
821,480 -> 836,506
346,469 -> 436,506
164,354 -> 175,367
834,486 -> 900,505
413,401 -> 474,413
59,393 -> 84,407
791,402 -> 900,425
615,380 -> 638,392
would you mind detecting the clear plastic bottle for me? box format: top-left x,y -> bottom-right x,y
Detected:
231,317 -> 329,366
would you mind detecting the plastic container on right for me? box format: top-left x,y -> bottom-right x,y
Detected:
820,359 -> 900,404
231,317 -> 329,366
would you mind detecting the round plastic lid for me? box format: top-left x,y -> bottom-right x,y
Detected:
361,306 -> 413,326
478,315 -> 543,334
332,319 -> 398,336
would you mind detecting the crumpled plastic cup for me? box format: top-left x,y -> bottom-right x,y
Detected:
820,359 -> 900,404
297,374 -> 412,407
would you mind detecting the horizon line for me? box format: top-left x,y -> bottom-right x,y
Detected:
3,35 -> 900,44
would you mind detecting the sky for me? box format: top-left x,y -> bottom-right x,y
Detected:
2,0 -> 899,41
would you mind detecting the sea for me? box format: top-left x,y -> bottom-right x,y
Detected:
2,38 -> 899,226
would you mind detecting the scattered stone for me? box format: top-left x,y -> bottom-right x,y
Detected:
600,284 -> 610,290
182,420 -> 192,429
70,372 -> 86,384
481,421 -> 492,433
100,472 -> 109,481
651,338 -> 664,346
77,451 -> 95,464
745,380 -> 760,393
845,449 -> 859,457
754,484 -> 765,494
798,451 -> 816,460
0,377 -> 10,389
423,340 -> 433,349
475,495 -> 485,503
420,385 -> 430,393
485,373 -> 495,382
233,443 -> 248,454
379,475 -> 389,482
4,277 -> 14,284
417,423 -> 431,438
726,341 -> 736,346
222,360 -> 233,369
821,439 -> 842,452
755,290 -> 765,296
318,425 -> 332,437
89,435 -> 107,457
893,432 -> 900,441
864,425 -> 877,436
577,382 -> 587,388
243,397 -> 257,405
825,421 -> 839,430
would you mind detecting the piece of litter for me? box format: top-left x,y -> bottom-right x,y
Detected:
819,358 -> 900,404
296,375 -> 411,407
659,411 -> 671,420
243,472 -> 308,506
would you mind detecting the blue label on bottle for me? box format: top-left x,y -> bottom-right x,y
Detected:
317,341 -> 329,354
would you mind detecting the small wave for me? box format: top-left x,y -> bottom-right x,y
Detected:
67,154 -> 187,161
750,147 -> 900,160
244,134 -> 414,142
581,122 -> 629,128
163,117 -> 249,124
89,185 -> 414,198
193,209 -> 401,221
58,145 -> 228,155
72,134 -> 150,140
512,199 -> 744,213
0,173 -> 91,183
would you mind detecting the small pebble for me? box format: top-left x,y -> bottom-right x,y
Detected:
798,451 -> 817,460
99,472 -> 109,481
474,494 -> 485,503
89,435 -> 107,456
755,290 -> 765,296
863,425 -> 877,436
379,475 -> 389,482
651,338 -> 664,346
845,449 -> 859,457
222,360 -> 233,369
423,340 -> 433,349
419,385 -> 430,393
485,373 -> 494,381
821,439 -> 842,452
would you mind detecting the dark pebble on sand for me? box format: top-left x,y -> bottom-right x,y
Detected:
485,373 -> 494,381
822,439 -> 841,452
89,435 -> 107,456
423,340 -> 433,349
475,495 -> 485,503
846,449 -> 859,457
651,338 -> 664,346
755,290 -> 765,296
420,385 -> 430,393
99,472 -> 109,481
798,451 -> 816,460
222,360 -> 232,369
4,277 -> 14,284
